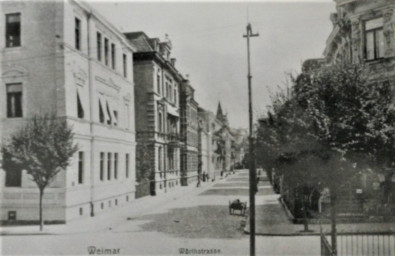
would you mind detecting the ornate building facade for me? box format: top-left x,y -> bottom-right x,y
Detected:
0,0 -> 136,222
180,78 -> 199,186
125,32 -> 182,196
324,0 -> 395,83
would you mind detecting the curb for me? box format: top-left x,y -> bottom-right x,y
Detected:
243,230 -> 395,237
0,232 -> 54,236
278,197 -> 295,222
0,177 -> 224,236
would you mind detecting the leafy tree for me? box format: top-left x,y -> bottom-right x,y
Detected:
135,141 -> 154,196
2,113 -> 78,231
256,63 -> 395,252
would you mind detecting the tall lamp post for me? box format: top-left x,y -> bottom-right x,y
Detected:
243,23 -> 259,256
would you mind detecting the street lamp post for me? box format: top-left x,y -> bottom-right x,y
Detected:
243,23 -> 259,256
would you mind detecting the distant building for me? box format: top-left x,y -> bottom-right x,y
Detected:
205,111 -> 221,179
124,32 -> 182,196
215,102 -> 233,172
230,128 -> 248,167
0,0 -> 136,222
198,107 -> 211,181
179,78 -> 199,186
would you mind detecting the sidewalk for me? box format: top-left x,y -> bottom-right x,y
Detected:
244,186 -> 395,236
0,177 -> 227,236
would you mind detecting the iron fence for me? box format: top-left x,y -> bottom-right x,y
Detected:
321,231 -> 336,256
321,232 -> 395,256
338,234 -> 395,256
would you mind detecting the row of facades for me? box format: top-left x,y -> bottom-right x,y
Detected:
0,0 -> 246,222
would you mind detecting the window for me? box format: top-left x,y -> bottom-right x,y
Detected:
158,112 -> 162,132
125,153 -> 129,178
365,17 -> 384,61
104,38 -> 109,66
77,91 -> 84,119
158,147 -> 162,171
106,101 -> 112,125
99,100 -> 105,123
113,110 -> 118,126
97,32 -> 102,61
107,153 -> 112,180
100,152 -> 104,181
7,83 -> 22,118
5,165 -> 22,187
6,13 -> 21,47
114,153 -> 118,179
123,54 -> 127,78
157,73 -> 161,94
165,82 -> 169,98
75,17 -> 81,50
111,43 -> 116,69
124,103 -> 130,129
78,151 -> 84,184
174,88 -> 177,105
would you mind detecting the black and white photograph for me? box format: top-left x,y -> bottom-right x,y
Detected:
0,0 -> 395,255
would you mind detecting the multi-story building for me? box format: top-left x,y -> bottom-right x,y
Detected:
124,32 -> 182,196
198,107 -> 211,181
179,78 -> 199,186
230,128 -> 248,168
304,0 -> 395,215
204,111 -> 221,180
324,0 -> 394,80
0,0 -> 136,222
215,102 -> 233,172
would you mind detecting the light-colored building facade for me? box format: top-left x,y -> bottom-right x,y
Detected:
215,102 -> 234,173
204,111 -> 221,180
125,32 -> 182,196
0,0 -> 136,222
230,128 -> 248,168
198,107 -> 211,180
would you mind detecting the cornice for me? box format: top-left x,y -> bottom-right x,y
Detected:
133,52 -> 184,81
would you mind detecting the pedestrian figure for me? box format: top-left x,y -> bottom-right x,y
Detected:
197,173 -> 201,187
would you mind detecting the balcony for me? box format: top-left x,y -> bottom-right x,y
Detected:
166,133 -> 182,147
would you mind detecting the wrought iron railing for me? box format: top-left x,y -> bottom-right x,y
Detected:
321,231 -> 336,256
337,234 -> 395,256
320,230 -> 395,256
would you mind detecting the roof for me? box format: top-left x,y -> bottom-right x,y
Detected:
124,31 -> 154,52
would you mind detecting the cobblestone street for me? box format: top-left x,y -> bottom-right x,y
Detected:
1,170 -> 321,255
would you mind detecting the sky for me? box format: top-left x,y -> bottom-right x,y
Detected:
90,0 -> 336,129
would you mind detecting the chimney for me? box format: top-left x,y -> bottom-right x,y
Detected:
171,58 -> 176,66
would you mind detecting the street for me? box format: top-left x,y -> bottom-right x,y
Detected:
1,170 -> 320,255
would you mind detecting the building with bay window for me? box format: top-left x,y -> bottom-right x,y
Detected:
179,78 -> 200,186
124,32 -> 182,196
0,0 -> 136,223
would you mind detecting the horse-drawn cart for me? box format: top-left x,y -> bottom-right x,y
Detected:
229,199 -> 247,216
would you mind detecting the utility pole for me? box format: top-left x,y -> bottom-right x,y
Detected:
243,23 -> 259,256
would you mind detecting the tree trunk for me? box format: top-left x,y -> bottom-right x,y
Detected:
39,187 -> 44,231
303,199 -> 309,232
330,193 -> 337,255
